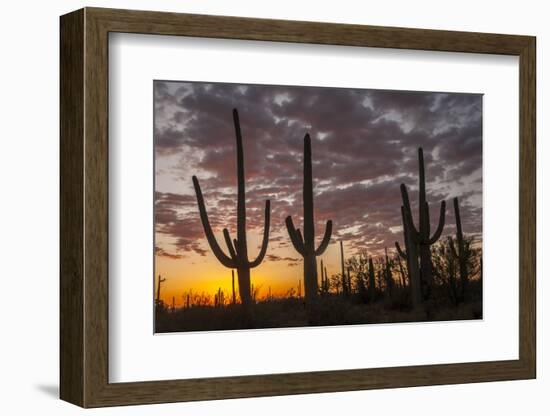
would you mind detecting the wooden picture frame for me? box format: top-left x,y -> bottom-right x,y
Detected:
60,7 -> 536,408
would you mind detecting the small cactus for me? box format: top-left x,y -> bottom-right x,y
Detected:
384,248 -> 394,297
368,257 -> 376,302
155,275 -> 166,307
395,254 -> 407,288
449,197 -> 469,302
320,259 -> 330,295
340,241 -> 348,296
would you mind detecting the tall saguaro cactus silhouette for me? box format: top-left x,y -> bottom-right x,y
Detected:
449,197 -> 469,302
396,148 -> 446,306
192,109 -> 271,313
285,134 -> 333,304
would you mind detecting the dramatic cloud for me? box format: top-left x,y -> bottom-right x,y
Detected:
155,246 -> 183,260
154,81 -> 482,258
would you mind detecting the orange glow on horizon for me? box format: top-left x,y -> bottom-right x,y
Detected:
154,235 -> 351,307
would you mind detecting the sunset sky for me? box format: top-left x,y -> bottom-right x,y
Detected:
154,81 -> 482,306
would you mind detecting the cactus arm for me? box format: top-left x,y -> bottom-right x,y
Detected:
296,229 -> 305,248
403,203 -> 420,243
400,184 -> 419,236
395,241 -> 407,259
315,220 -> 333,256
285,216 -> 305,256
449,241 -> 458,258
400,206 -> 409,238
449,237 -> 458,258
192,175 -> 235,268
223,228 -> 238,262
249,200 -> 271,268
428,200 -> 446,244
400,184 -> 411,211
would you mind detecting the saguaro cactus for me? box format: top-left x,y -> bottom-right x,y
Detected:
285,134 -> 333,304
395,254 -> 407,288
192,109 -> 271,312
396,148 -> 445,304
449,197 -> 469,302
155,275 -> 166,307
320,259 -> 330,294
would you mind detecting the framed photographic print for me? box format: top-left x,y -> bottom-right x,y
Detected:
60,7 -> 536,408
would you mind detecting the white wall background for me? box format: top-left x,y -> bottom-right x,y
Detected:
0,0 -> 545,414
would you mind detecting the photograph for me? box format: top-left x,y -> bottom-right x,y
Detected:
153,80 -> 483,333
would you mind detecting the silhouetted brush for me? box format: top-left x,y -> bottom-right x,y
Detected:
368,257 -> 376,302
356,265 -> 367,300
285,133 -> 332,304
193,109 -> 271,315
395,254 -> 407,288
384,247 -> 394,297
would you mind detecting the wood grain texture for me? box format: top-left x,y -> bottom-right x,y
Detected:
59,8 -> 84,407
59,7 -> 536,408
518,37 -> 536,375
